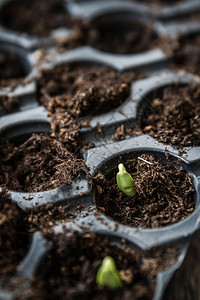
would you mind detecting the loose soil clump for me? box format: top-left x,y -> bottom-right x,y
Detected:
14,232 -> 178,300
38,63 -> 141,117
141,85 -> 200,147
95,154 -> 195,228
0,51 -> 26,88
0,134 -> 91,193
0,0 -> 83,37
172,33 -> 200,76
0,189 -> 29,283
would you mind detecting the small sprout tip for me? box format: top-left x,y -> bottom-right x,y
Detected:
96,256 -> 122,290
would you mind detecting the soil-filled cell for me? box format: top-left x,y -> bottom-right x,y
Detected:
0,0 -> 83,37
95,153 -> 195,228
0,189 -> 29,284
0,132 -> 90,193
0,50 -> 27,89
173,33 -> 200,77
83,14 -> 158,55
38,63 -> 142,117
139,84 -> 200,147
14,232 -> 179,300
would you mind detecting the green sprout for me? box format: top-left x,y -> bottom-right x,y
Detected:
116,163 -> 136,197
96,256 -> 122,290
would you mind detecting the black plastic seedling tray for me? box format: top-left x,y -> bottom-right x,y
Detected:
0,0 -> 200,299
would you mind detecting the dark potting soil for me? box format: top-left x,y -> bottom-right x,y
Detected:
172,33 -> 200,76
0,51 -> 26,88
38,64 -> 141,117
14,232 -> 178,300
0,0 -> 83,37
82,18 -> 158,55
141,85 -> 200,147
0,189 -> 29,283
95,154 -> 195,228
0,134 -> 91,193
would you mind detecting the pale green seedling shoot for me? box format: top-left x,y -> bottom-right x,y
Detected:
96,256 -> 122,290
116,163 -> 136,197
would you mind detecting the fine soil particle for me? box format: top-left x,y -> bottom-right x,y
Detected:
0,189 -> 29,283
38,63 -> 141,117
0,0 -> 83,37
0,51 -> 26,88
82,17 -> 158,55
0,95 -> 20,115
172,33 -> 200,76
14,232 -> 178,300
141,85 -> 200,147
0,134 -> 91,193
95,154 -> 195,228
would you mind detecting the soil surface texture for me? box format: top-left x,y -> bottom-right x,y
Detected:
0,189 -> 29,283
14,232 -> 178,300
82,18 -> 158,55
38,63 -> 140,117
141,84 -> 200,147
0,0 -> 83,37
0,134 -> 91,193
173,33 -> 200,76
95,154 -> 195,228
0,51 -> 26,88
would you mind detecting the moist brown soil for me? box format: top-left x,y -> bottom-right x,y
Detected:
0,134 -> 91,193
172,33 -> 200,76
0,51 -> 26,88
38,63 -> 141,117
95,154 -> 195,228
0,0 -> 84,37
14,232 -> 178,300
0,189 -> 29,283
141,85 -> 200,147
